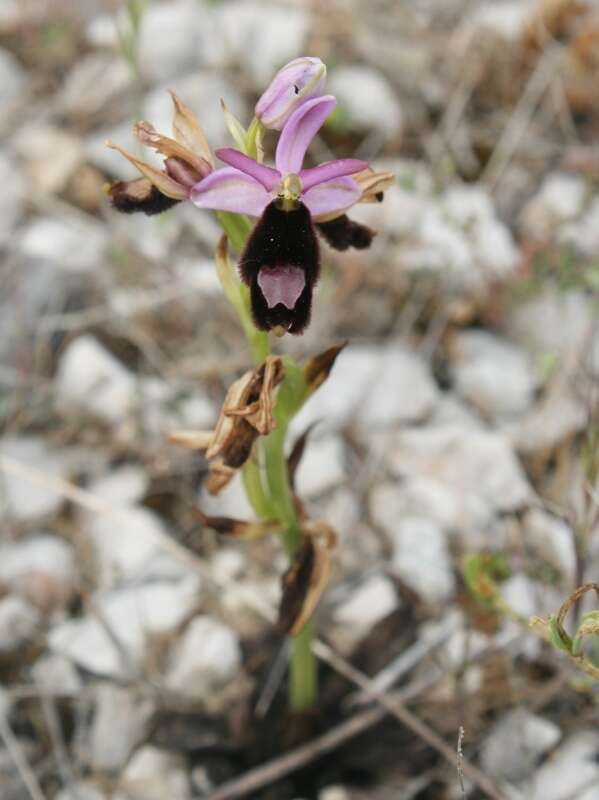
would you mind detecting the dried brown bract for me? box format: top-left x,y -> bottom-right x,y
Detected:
105,91 -> 213,211
170,356 -> 285,494
278,521 -> 337,635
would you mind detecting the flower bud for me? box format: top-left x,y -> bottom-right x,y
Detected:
255,57 -> 326,130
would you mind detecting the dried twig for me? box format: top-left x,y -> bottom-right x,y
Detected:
0,699 -> 46,800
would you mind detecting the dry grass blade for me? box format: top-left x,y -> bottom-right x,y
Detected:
0,702 -> 47,800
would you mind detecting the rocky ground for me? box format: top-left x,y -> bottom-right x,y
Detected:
0,0 -> 598,798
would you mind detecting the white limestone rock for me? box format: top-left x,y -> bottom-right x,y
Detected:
387,425 -> 530,530
450,330 -> 537,419
329,65 -> 402,137
55,336 -> 136,424
0,534 -> 77,610
521,173 -> 587,240
137,0 -> 205,82
217,2 -> 309,86
49,577 -> 201,678
88,465 -> 148,507
165,616 -> 241,698
0,437 -> 68,520
526,731 -> 599,800
90,685 -> 154,773
481,709 -> 561,783
119,746 -> 191,800
0,46 -> 27,117
295,435 -> 346,498
332,573 -> 398,649
0,595 -> 40,652
523,509 -> 577,583
0,152 -> 24,246
19,216 -> 107,273
357,344 -> 439,428
84,506 -> 172,587
31,654 -> 82,695
390,516 -> 455,603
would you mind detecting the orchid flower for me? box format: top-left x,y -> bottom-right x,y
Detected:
190,95 -> 372,333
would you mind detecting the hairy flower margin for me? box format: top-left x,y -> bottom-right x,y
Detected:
105,57 -> 394,335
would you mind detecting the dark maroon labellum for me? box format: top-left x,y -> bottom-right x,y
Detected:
108,179 -> 181,216
239,199 -> 320,334
316,214 -> 376,251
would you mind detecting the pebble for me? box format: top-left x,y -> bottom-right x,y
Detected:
520,172 -> 587,240
332,573 -> 398,649
526,731 -> 599,800
357,344 -> 439,428
0,595 -> 40,652
290,345 -> 382,434
450,330 -> 536,419
509,388 -> 587,455
0,534 -> 77,611
371,479 -> 459,536
138,1 -> 204,83
444,184 -> 519,280
217,2 -> 310,86
88,465 -> 148,507
84,506 -> 173,587
31,654 -> 82,695
0,152 -> 24,246
0,437 -> 68,521
0,47 -> 26,115
15,123 -> 84,194
329,65 -> 402,137
295,435 -> 346,498
471,2 -> 532,41
90,684 -> 154,773
19,216 -> 107,273
387,425 -> 530,530
165,616 -> 242,698
523,509 -> 577,584
389,516 -> 455,603
60,53 -> 133,119
507,288 -> 592,362
49,577 -> 201,678
560,195 -> 599,258
55,336 -> 136,424
119,746 -> 191,800
480,708 -> 561,783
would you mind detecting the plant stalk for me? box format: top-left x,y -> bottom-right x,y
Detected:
217,211 -> 317,711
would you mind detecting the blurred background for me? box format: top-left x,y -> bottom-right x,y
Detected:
0,0 -> 598,798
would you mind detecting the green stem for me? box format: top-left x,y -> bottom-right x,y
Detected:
216,210 -> 317,712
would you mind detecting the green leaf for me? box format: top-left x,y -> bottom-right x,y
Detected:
548,614 -> 573,654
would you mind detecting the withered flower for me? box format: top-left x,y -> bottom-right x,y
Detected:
170,356 -> 284,494
105,91 -> 213,214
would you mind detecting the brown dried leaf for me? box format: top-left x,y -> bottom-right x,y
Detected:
105,140 -> 188,200
196,507 -> 281,539
303,343 -> 347,398
278,525 -> 336,635
134,121 -> 211,178
170,90 -> 214,167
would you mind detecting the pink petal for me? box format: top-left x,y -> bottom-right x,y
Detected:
255,57 -> 326,130
299,159 -> 369,191
215,148 -> 281,191
257,266 -> 306,309
190,167 -> 269,217
302,176 -> 361,219
275,95 -> 336,176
